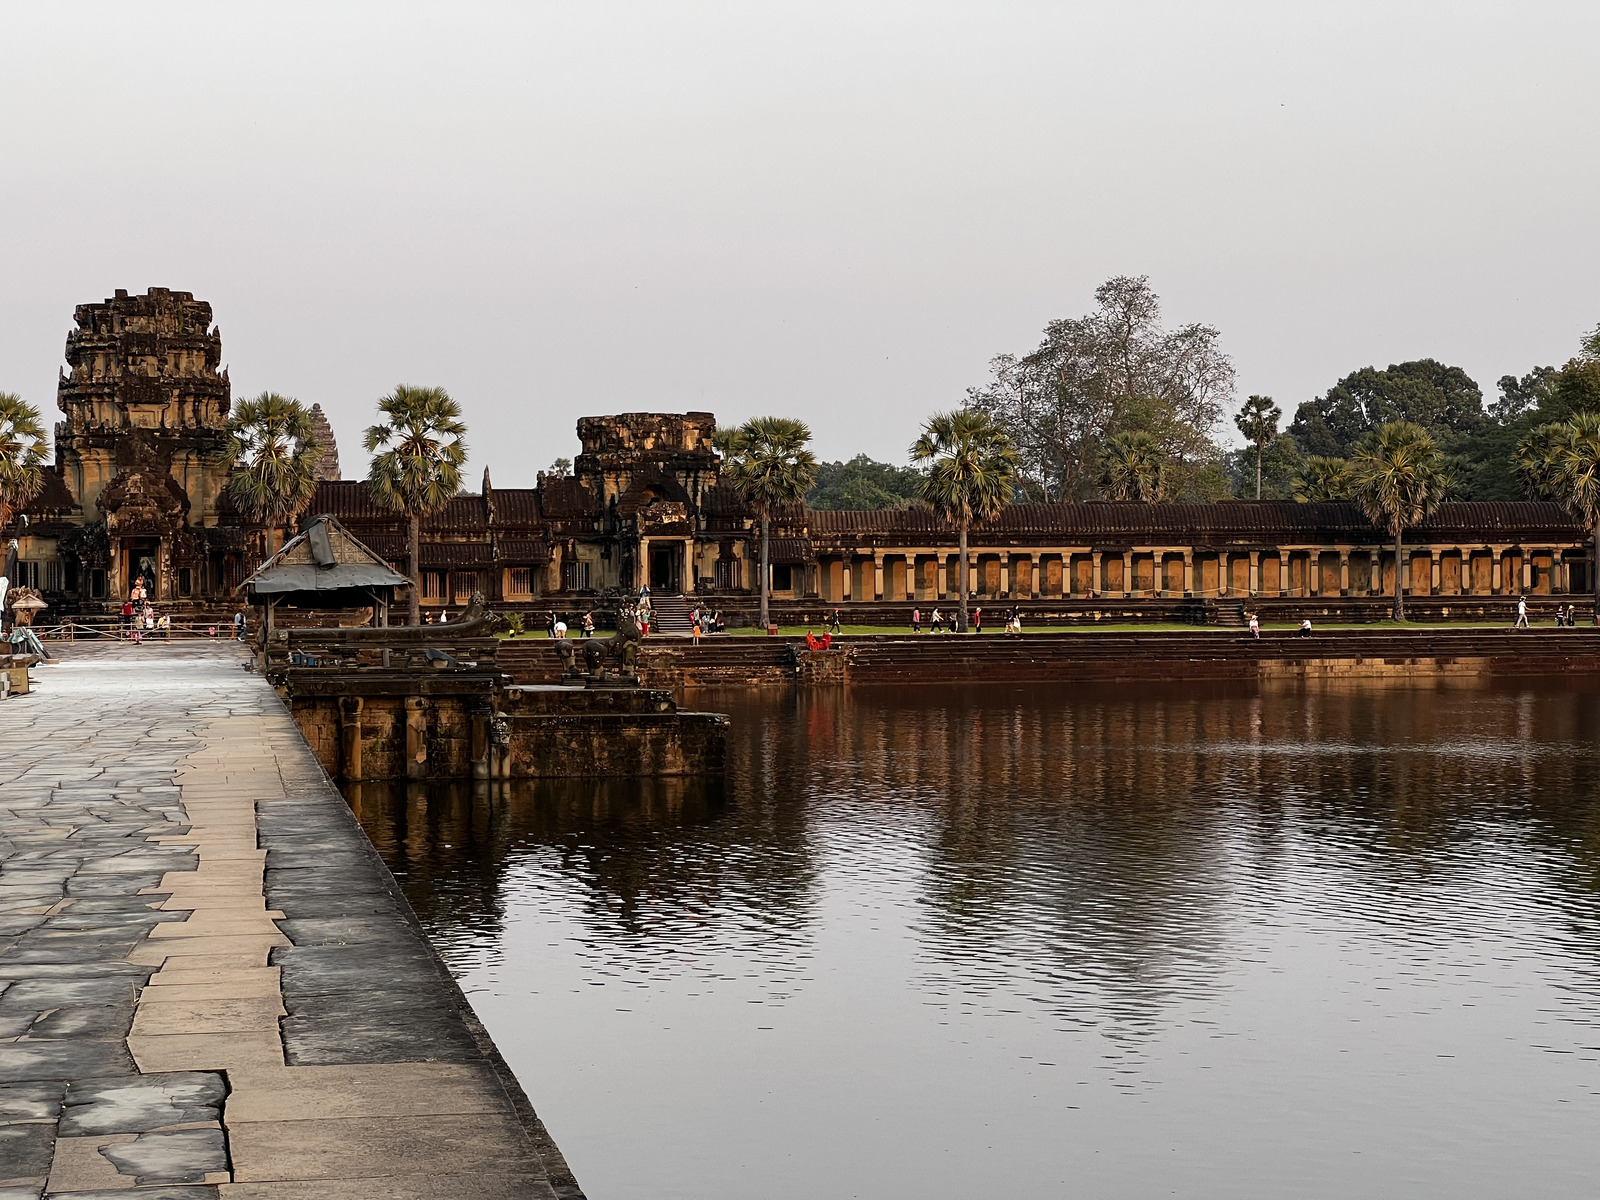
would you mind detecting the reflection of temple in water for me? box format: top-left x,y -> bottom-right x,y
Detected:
347,681 -> 1600,1021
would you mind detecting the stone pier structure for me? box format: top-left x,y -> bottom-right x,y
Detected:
0,643 -> 579,1198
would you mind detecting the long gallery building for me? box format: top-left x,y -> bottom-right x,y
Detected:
11,289 -> 1594,620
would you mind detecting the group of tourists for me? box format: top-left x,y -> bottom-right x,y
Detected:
119,593 -> 170,643
545,610 -> 595,639
687,605 -> 725,642
908,606 -> 1023,634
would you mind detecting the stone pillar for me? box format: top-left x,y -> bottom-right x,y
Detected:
1182,551 -> 1194,598
936,556 -> 946,600
1120,551 -> 1132,597
1091,551 -> 1103,598
339,696 -> 364,782
404,696 -> 429,781
1249,551 -> 1261,596
1339,550 -> 1350,596
682,539 -> 694,594
1522,552 -> 1533,593
1429,550 -> 1440,597
1028,553 -> 1039,599
873,555 -> 884,602
1492,548 -> 1503,594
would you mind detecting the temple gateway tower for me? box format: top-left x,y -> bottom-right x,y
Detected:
53,287 -> 236,602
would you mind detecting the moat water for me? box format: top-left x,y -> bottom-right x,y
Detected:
345,681 -> 1600,1199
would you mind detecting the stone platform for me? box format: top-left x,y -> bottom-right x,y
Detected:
0,642 -> 580,1198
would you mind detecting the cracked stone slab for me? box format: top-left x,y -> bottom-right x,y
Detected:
60,1072 -> 225,1136
101,1127 -> 228,1185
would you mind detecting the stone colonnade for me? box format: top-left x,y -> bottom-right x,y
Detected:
809,544 -> 1585,602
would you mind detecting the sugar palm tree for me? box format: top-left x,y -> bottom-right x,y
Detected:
1098,431 -> 1167,501
1349,420 -> 1447,621
1234,394 -> 1281,500
0,392 -> 48,533
720,417 -> 818,630
911,410 -> 1017,632
364,385 -> 468,626
1546,412 -> 1600,622
223,392 -> 322,563
1512,422 -> 1572,500
1291,456 -> 1353,502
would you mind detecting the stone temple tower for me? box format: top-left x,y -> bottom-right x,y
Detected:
54,287 -> 234,602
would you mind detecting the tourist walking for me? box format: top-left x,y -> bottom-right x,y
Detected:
554,616 -> 568,639
1515,595 -> 1529,628
972,607 -> 983,634
930,607 -> 943,633
831,608 -> 842,635
583,611 -> 595,636
122,599 -> 135,640
911,607 -> 921,634
1298,617 -> 1313,637
233,609 -> 246,641
1247,612 -> 1260,639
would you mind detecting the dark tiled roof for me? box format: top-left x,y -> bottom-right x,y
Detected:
491,489 -> 543,525
497,537 -> 552,564
20,468 -> 77,516
765,538 -> 815,563
419,542 -> 497,569
805,501 -> 1585,545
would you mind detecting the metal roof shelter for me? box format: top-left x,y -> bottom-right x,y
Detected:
237,514 -> 408,631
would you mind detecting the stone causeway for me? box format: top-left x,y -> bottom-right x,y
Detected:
0,641 -> 579,1198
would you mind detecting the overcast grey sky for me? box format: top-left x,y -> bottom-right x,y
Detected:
3,2 -> 1596,487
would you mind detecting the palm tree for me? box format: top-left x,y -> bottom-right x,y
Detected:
1349,421 -> 1447,621
720,417 -> 818,630
223,392 -> 322,563
1512,422 -> 1572,500
363,385 -> 468,626
0,392 -> 48,533
1291,456 -> 1353,502
1546,412 -> 1600,622
910,410 -> 1017,632
1234,394 -> 1281,499
1098,431 -> 1167,501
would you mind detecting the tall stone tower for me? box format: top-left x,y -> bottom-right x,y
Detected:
55,287 -> 234,601
307,403 -> 341,481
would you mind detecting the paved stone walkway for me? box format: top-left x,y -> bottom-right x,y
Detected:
1,643 -> 578,1198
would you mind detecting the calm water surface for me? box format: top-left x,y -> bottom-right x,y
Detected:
345,681 -> 1600,1199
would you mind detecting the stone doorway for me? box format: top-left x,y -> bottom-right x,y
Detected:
124,537 -> 160,600
650,544 -> 679,593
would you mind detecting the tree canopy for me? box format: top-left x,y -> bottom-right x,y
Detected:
805,455 -> 925,511
223,391 -> 322,557
364,384 -> 468,624
719,416 -> 818,628
1288,360 -> 1485,459
911,410 -> 1016,631
0,392 -> 48,533
966,276 -> 1233,502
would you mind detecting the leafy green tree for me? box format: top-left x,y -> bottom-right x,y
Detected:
1288,360 -> 1485,459
910,410 -> 1017,632
1349,421 -> 1448,621
1234,395 -> 1281,499
1291,456 -> 1353,502
805,455 -> 926,511
965,276 -> 1233,501
720,417 -> 818,630
364,385 -> 468,626
0,392 -> 48,533
1225,437 -> 1301,500
1098,431 -> 1168,500
223,392 -> 322,562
